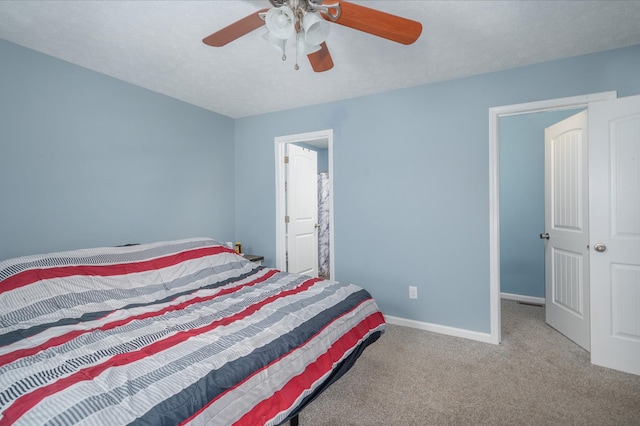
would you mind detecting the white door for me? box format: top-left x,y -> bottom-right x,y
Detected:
286,144 -> 318,277
544,111 -> 590,351
589,95 -> 640,375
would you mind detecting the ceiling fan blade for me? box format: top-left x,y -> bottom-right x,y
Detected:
322,1 -> 422,45
203,8 -> 269,47
308,42 -> 334,72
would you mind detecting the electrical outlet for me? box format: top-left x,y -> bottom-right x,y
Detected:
409,286 -> 418,299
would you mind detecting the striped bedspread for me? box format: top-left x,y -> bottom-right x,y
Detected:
0,238 -> 385,425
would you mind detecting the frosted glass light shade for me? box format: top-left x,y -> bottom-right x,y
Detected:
263,31 -> 287,52
303,12 -> 330,46
297,35 -> 321,55
265,6 -> 295,40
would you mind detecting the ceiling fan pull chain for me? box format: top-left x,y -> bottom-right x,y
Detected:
294,30 -> 300,70
282,43 -> 287,61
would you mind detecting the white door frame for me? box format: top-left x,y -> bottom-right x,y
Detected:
488,91 -> 617,344
275,129 -> 335,279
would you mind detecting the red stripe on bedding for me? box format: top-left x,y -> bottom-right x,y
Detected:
0,246 -> 235,295
180,300 -> 383,426
0,269 -> 279,368
0,277 -> 322,426
234,311 -> 385,426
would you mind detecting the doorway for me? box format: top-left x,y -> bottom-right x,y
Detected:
274,129 -> 335,280
488,92 -> 617,344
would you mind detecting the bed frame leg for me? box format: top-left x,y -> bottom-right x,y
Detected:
290,414 -> 299,426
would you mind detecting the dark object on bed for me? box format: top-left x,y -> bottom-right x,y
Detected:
0,238 -> 385,425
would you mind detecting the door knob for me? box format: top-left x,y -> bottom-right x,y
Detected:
539,233 -> 550,240
593,243 -> 607,252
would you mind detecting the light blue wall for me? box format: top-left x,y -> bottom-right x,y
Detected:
0,39 -> 236,261
235,44 -> 640,333
499,109 -> 581,298
317,148 -> 328,173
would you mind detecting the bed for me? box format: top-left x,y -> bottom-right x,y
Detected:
0,237 -> 385,425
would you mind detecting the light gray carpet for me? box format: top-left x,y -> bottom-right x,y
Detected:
299,300 -> 640,425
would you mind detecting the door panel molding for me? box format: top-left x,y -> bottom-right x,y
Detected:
551,247 -> 585,317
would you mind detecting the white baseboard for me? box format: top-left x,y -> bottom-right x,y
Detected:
384,315 -> 493,344
500,292 -> 545,305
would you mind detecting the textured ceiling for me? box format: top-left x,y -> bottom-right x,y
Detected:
1,1 -> 640,118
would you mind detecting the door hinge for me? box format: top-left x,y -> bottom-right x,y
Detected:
285,215 -> 290,223
284,155 -> 289,164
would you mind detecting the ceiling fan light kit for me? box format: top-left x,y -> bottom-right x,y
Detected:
202,0 -> 422,72
263,1 -> 335,70
265,6 -> 295,40
301,12 -> 330,46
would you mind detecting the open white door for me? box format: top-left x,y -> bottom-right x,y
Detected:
286,144 -> 318,277
589,95 -> 640,375
544,111 -> 590,351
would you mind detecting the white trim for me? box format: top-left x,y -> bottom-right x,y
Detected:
488,91 -> 617,346
274,129 -> 335,279
501,292 -> 545,305
385,315 -> 492,344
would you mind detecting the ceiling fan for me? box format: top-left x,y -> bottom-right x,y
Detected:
202,0 -> 422,72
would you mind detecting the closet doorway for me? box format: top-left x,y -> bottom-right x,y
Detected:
274,129 -> 334,280
488,91 -> 617,345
